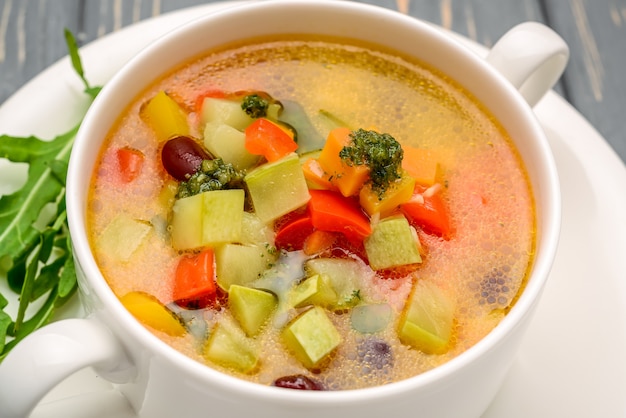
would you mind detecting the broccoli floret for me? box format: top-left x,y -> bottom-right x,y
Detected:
241,94 -> 270,118
177,158 -> 246,198
339,129 -> 404,197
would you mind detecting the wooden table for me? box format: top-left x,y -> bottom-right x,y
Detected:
1,0 -> 625,165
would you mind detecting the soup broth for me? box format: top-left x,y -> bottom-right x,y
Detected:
87,36 -> 535,390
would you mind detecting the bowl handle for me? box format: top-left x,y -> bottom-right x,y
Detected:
486,21 -> 569,107
0,318 -> 135,418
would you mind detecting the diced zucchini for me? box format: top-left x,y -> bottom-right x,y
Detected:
245,153 -> 311,223
215,244 -> 274,291
201,189 -> 244,245
398,280 -> 454,354
97,214 -> 152,262
290,274 -> 338,308
204,320 -> 258,373
120,291 -> 186,336
229,285 -> 277,336
171,192 -> 204,250
141,91 -> 190,142
170,189 -> 245,250
304,258 -> 365,309
364,215 -> 422,270
203,121 -> 260,170
282,306 -> 342,369
350,303 -> 392,334
240,212 -> 275,247
200,97 -> 254,131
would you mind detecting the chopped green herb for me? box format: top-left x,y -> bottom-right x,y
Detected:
177,158 -> 246,199
339,128 -> 404,197
241,93 -> 269,119
0,29 -> 101,361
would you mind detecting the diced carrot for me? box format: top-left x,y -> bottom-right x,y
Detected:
303,230 -> 336,255
301,158 -> 336,191
173,249 -> 218,309
274,215 -> 315,251
117,147 -> 144,183
141,91 -> 190,142
244,118 -> 298,162
359,170 -> 416,217
401,145 -> 442,186
400,184 -> 452,239
317,127 -> 370,197
308,190 -> 371,244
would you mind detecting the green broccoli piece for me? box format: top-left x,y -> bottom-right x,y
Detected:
339,129 -> 404,197
177,158 -> 246,198
241,94 -> 270,118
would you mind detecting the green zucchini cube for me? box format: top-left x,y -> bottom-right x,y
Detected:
203,121 -> 260,170
170,189 -> 245,250
200,97 -> 254,130
290,274 -> 338,308
364,215 -> 422,270
229,285 -> 277,336
203,320 -> 258,374
215,243 -> 275,291
282,306 -> 342,369
245,153 -> 310,223
97,214 -> 152,262
398,280 -> 454,354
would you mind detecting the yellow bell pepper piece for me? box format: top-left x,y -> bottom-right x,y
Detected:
120,291 -> 186,337
359,170 -> 416,217
141,91 -> 190,142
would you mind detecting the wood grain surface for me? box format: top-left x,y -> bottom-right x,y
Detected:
1,0 -> 625,162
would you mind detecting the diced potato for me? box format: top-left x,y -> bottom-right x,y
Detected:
398,280 -> 454,354
97,214 -> 152,262
364,215 -> 422,270
201,97 -> 254,130
245,153 -> 311,223
141,91 -> 190,142
203,121 -> 260,170
282,306 -> 342,369
120,291 -> 186,336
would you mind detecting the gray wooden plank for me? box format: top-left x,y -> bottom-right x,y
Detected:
544,0 -> 626,160
0,0 -> 81,104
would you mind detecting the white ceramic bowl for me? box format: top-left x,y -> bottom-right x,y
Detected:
0,1 -> 566,417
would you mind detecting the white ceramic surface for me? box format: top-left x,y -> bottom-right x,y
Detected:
0,2 -> 614,418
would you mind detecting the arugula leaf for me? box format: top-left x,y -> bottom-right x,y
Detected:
0,29 -> 101,360
64,29 -> 102,100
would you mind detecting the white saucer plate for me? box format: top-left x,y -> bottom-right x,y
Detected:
1,3 -> 625,417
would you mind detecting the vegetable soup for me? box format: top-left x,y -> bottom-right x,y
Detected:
87,36 -> 535,390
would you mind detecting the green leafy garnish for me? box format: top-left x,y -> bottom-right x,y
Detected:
0,29 -> 101,361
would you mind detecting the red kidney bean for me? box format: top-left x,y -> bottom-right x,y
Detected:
272,375 -> 325,390
161,136 -> 211,180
